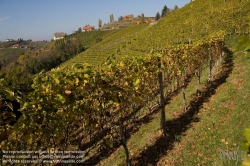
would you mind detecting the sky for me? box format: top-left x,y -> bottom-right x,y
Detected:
0,0 -> 190,42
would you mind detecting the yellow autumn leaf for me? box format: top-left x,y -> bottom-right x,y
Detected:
75,78 -> 79,85
177,70 -> 182,76
120,62 -> 124,67
114,102 -> 120,107
45,87 -> 49,93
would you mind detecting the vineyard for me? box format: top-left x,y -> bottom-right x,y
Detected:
60,0 -> 250,68
124,0 -> 250,53
60,24 -> 149,66
1,0 -> 250,165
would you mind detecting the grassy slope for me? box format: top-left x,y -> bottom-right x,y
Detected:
98,45 -> 211,165
29,41 -> 48,47
99,36 -> 250,166
157,36 -> 250,166
65,30 -> 118,48
0,48 -> 26,58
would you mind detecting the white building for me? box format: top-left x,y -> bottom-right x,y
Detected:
53,32 -> 66,40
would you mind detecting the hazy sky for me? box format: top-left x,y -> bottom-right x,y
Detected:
0,0 -> 190,41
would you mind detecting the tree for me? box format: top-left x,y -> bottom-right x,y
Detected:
77,27 -> 82,33
118,16 -> 123,22
161,5 -> 170,17
18,38 -> 23,42
141,13 -> 145,24
174,5 -> 179,11
155,12 -> 160,21
98,19 -> 102,28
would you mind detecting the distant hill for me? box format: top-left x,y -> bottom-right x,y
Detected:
0,30 -> 119,91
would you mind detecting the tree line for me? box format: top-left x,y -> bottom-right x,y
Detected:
155,5 -> 179,21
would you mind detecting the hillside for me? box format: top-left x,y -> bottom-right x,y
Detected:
125,0 -> 250,51
56,30 -> 117,48
61,24 -> 148,66
61,0 -> 250,68
0,0 -> 250,165
0,41 -> 48,68
0,48 -> 25,59
0,40 -> 49,71
100,36 -> 250,166
0,31 -> 114,91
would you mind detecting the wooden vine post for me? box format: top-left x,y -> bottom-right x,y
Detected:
157,56 -> 167,138
208,48 -> 213,82
119,122 -> 132,166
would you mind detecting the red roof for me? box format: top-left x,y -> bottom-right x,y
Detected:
83,26 -> 95,31
123,14 -> 133,19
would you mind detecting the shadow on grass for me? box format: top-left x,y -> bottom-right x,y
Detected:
82,75 -> 194,165
82,90 -> 181,166
131,48 -> 234,165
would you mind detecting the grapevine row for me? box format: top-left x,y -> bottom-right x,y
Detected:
0,31 -> 226,164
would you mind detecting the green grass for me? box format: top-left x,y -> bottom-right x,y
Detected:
99,62 -> 211,165
98,48 -> 209,165
98,36 -> 250,166
0,48 -> 26,58
65,30 -> 118,47
29,41 -> 48,47
157,41 -> 250,166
